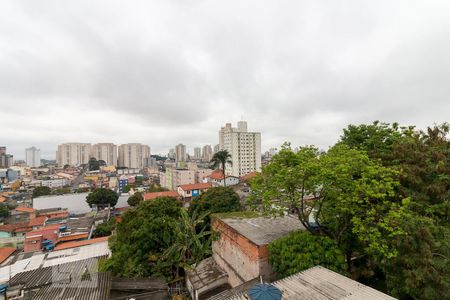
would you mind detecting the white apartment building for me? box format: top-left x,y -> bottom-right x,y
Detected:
194,147 -> 202,160
118,143 -> 151,169
56,143 -> 92,167
25,147 -> 41,168
202,145 -> 213,161
219,121 -> 262,177
175,144 -> 186,163
160,167 -> 196,190
91,143 -> 118,166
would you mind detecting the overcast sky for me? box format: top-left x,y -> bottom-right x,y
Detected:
1,1 -> 449,159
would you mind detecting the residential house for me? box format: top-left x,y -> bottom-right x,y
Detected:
177,183 -> 212,204
7,206 -> 36,224
144,191 -> 180,201
206,170 -> 240,187
186,214 -> 305,299
24,224 -> 60,252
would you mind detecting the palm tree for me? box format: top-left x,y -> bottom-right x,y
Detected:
210,150 -> 232,186
161,209 -> 213,278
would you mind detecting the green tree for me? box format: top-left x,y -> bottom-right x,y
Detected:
123,184 -> 133,193
251,143 -> 406,272
32,186 -> 52,198
340,122 -> 450,223
269,231 -> 346,278
101,197 -> 181,278
86,188 -> 119,209
146,184 -> 168,193
378,210 -> 450,299
93,218 -> 116,237
127,192 -> 144,207
88,157 -> 100,171
161,209 -> 213,278
0,204 -> 9,219
210,150 -> 232,186
190,187 -> 241,215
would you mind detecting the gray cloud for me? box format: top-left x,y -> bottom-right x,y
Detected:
1,0 -> 449,159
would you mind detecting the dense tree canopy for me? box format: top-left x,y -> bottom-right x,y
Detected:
88,157 -> 100,171
102,197 -> 180,277
250,144 -> 406,267
0,204 -> 9,219
269,231 -> 346,278
339,121 -> 450,299
252,121 -> 450,300
86,188 -> 119,209
93,218 -> 116,238
127,192 -> 144,206
190,187 -> 241,215
102,196 -> 212,279
32,186 -> 52,198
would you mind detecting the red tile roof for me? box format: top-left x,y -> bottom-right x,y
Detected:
144,191 -> 179,200
0,222 -> 30,233
240,172 -> 258,182
15,226 -> 33,233
178,182 -> 212,191
28,216 -> 47,227
0,196 -> 6,203
58,232 -> 89,242
25,224 -> 61,237
54,236 -> 109,251
208,170 -> 225,180
14,206 -> 36,213
0,247 -> 16,264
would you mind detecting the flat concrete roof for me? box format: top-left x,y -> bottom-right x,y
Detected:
220,215 -> 304,246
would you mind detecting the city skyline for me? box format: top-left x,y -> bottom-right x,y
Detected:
1,1 -> 450,159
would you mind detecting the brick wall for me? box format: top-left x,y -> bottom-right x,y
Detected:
212,219 -> 275,287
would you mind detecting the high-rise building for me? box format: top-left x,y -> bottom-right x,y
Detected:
0,154 -> 14,168
194,147 -> 202,159
175,144 -> 186,163
91,143 -> 118,166
25,146 -> 41,168
218,121 -> 261,177
168,148 -> 175,160
202,145 -> 213,162
118,143 -> 151,169
56,143 -> 91,167
213,144 -> 220,154
0,146 -> 13,168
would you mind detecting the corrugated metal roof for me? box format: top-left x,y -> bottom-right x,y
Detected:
218,266 -> 396,300
31,271 -> 111,300
0,241 -> 110,283
219,215 -> 304,246
9,256 -> 107,289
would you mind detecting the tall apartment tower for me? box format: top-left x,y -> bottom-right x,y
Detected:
194,147 -> 202,159
175,144 -> 186,163
25,146 -> 41,168
118,143 -> 151,169
218,121 -> 261,177
202,145 -> 213,161
91,143 -> 118,166
56,143 -> 91,167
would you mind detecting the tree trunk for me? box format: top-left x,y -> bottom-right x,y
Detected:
346,250 -> 352,275
222,161 -> 226,187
